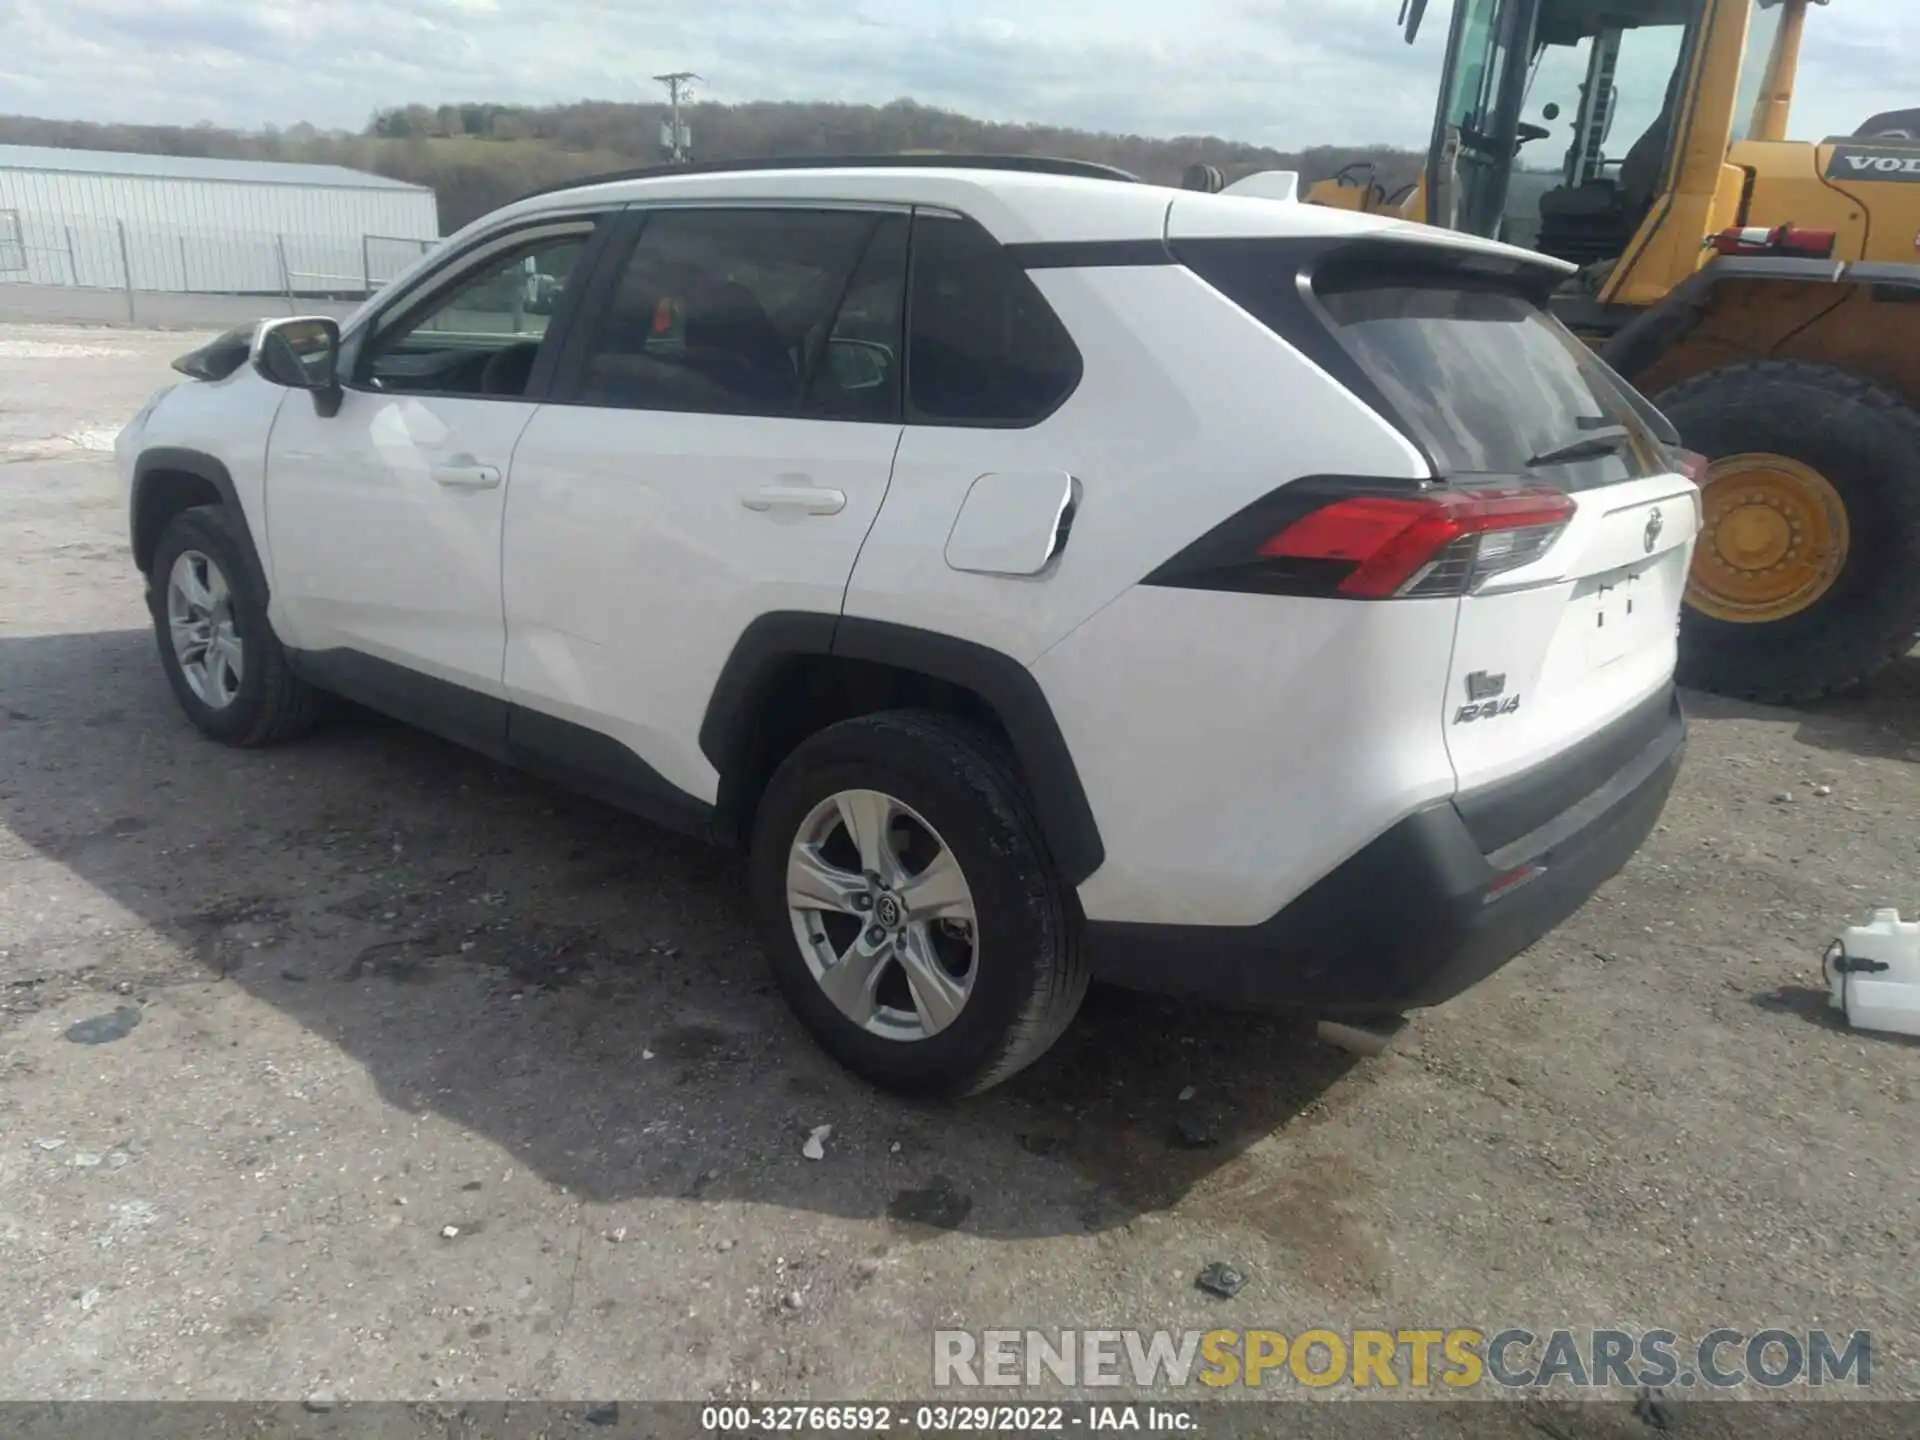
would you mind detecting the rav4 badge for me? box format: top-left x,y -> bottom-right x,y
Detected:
1455,696 -> 1523,724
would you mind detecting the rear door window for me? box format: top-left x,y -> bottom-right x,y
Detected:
570,208 -> 884,418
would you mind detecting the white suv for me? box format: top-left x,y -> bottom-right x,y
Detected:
116,156 -> 1697,1096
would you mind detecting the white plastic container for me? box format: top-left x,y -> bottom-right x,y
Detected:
1825,909 -> 1920,1037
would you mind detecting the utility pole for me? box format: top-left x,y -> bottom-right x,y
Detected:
654,71 -> 699,164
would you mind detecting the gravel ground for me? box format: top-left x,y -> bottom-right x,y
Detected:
1,325 -> 1916,1428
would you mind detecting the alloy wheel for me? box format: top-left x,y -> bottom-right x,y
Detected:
785,788 -> 979,1041
166,549 -> 244,709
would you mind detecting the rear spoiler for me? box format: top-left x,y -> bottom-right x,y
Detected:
1221,171 -> 1301,202
1182,167 -> 1303,200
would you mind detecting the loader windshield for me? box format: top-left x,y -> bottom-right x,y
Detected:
1431,0 -> 1700,265
1429,0 -> 1531,236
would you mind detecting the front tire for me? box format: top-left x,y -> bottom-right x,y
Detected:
1656,361 -> 1920,704
148,504 -> 325,746
749,710 -> 1088,1098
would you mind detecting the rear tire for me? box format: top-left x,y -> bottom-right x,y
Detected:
749,710 -> 1087,1098
148,504 -> 326,747
1655,361 -> 1920,704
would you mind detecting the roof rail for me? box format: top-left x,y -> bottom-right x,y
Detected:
513,152 -> 1144,204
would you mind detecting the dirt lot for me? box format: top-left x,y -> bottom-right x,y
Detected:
1,324 -> 1917,1423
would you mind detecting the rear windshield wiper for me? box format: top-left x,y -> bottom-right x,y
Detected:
1527,423 -> 1630,469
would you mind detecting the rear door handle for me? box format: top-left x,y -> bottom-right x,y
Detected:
432,462 -> 502,490
742,484 -> 846,516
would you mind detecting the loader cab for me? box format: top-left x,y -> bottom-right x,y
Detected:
1421,0 -> 1749,267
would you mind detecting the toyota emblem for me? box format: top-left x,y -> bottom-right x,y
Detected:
1644,507 -> 1664,554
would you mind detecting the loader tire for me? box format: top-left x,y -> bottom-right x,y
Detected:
1655,360 -> 1920,705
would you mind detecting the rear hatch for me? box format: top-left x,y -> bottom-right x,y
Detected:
1310,257 -> 1698,792
1171,218 -> 1698,801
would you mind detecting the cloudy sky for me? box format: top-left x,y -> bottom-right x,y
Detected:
0,0 -> 1912,149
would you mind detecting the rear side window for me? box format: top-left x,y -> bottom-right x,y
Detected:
1315,282 -> 1662,487
1179,238 -> 1664,489
907,214 -> 1081,426
573,208 -> 885,418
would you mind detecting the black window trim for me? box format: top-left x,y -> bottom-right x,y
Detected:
1003,238 -> 1175,270
541,201 -> 914,422
535,198 -> 1089,430
342,211 -> 616,404
542,207 -> 648,407
900,206 -> 1086,431
801,212 -> 909,425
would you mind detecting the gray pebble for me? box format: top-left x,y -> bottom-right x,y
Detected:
1195,1261 -> 1247,1299
64,1007 -> 141,1045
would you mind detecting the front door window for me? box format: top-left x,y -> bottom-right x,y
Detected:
356,231 -> 591,399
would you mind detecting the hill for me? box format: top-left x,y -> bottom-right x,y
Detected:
0,99 -> 1422,232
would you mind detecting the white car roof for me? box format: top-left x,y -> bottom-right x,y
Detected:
465,162 -> 1569,276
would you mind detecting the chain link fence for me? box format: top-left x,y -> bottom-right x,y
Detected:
0,209 -> 438,328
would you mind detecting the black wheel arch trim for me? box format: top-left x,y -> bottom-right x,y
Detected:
697,611 -> 842,793
1599,255 -> 1920,383
130,447 -> 269,596
699,612 -> 1107,886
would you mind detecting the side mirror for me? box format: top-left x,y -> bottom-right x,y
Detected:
252,316 -> 342,416
825,338 -> 890,392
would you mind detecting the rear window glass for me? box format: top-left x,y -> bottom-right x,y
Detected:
1314,283 -> 1663,488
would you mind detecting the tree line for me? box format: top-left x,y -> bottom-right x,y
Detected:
0,99 -> 1422,233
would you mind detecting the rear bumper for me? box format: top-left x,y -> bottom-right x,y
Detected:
1085,685 -> 1685,1016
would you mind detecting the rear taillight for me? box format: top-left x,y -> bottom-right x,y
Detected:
1259,487 -> 1576,598
1674,449 -> 1708,485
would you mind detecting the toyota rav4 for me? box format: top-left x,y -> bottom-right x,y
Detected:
116,155 -> 1696,1096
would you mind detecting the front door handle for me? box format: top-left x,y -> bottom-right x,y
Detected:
432,462 -> 502,490
742,484 -> 846,516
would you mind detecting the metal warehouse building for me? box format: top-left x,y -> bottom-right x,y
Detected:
0,144 -> 440,298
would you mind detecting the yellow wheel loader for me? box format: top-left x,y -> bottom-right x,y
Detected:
1220,0 -> 1920,703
